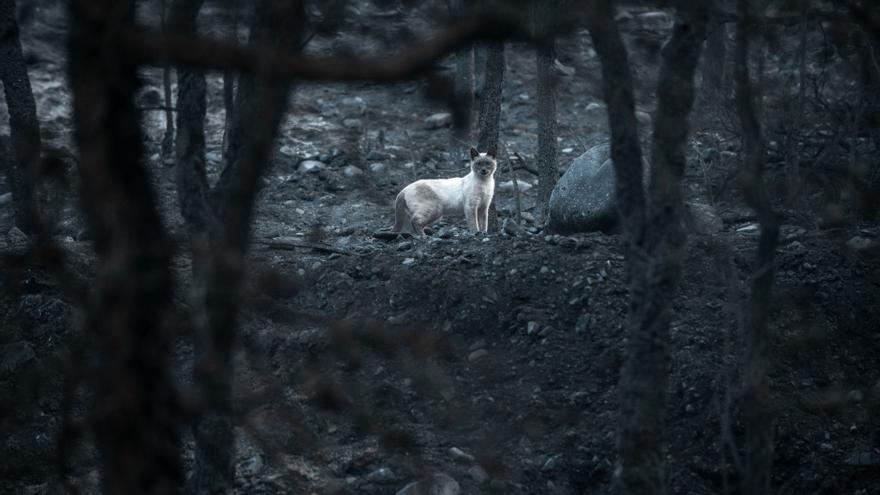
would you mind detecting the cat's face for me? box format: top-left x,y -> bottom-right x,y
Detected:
469,147 -> 497,178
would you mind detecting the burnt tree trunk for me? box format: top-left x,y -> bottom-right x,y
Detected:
701,12 -> 727,107
222,0 -> 240,162
0,0 -> 40,234
68,0 -> 182,492
588,1 -> 707,494
190,1 -> 307,492
533,1 -> 558,222
170,0 -> 209,235
160,0 -> 175,163
447,0 -> 474,163
477,41 -> 504,232
734,0 -> 779,493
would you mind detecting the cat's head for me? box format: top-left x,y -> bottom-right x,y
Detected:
469,147 -> 497,178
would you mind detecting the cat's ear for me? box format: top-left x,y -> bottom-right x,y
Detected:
487,144 -> 497,159
469,147 -> 479,159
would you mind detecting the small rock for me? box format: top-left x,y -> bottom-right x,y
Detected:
0,192 -> 12,205
369,162 -> 386,173
367,467 -> 396,482
636,111 -> 652,128
845,451 -> 880,467
553,59 -> 576,76
847,236 -> 874,253
424,112 -> 453,130
402,257 -> 416,266
7,226 -> 28,246
449,446 -> 475,464
527,321 -> 540,335
0,341 -> 36,378
574,313 -> 591,334
542,454 -> 562,472
342,118 -> 362,129
396,472 -> 460,495
521,211 -> 536,223
343,165 -> 364,177
298,160 -> 326,173
468,349 -> 488,362
502,218 -> 525,237
467,465 -> 490,484
237,453 -> 264,477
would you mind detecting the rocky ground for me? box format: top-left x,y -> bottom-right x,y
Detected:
1,1 -> 880,494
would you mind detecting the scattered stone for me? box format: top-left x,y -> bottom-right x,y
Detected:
468,349 -> 488,362
527,321 -> 540,335
424,112 -> 453,130
0,341 -> 36,378
636,110 -> 652,128
736,223 -> 759,233
574,313 -> 592,334
396,472 -> 460,495
502,218 -> 525,237
7,226 -> 28,247
297,159 -> 326,173
845,451 -> 880,467
367,467 -> 396,483
343,165 -> 364,177
0,192 -> 11,205
521,211 -> 536,223
637,11 -> 673,29
548,143 -> 649,233
685,202 -> 723,235
847,236 -> 875,253
467,465 -> 490,484
237,453 -> 265,477
542,454 -> 562,471
540,266 -> 549,275
449,446 -> 475,464
369,162 -> 386,173
402,257 -> 416,266
342,118 -> 362,129
553,59 -> 576,76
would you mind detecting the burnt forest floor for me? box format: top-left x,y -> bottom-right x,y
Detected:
1,2 -> 880,494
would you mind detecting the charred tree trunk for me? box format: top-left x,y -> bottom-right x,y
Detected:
190,1 -> 306,492
477,41 -> 504,232
588,1 -> 707,494
222,0 -> 240,162
170,0 -> 209,234
160,0 -> 175,163
68,1 -> 181,492
701,12 -> 727,107
447,0 -> 474,163
734,0 -> 779,493
533,1 -> 558,222
0,0 -> 41,234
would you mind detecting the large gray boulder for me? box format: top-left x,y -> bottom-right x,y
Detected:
548,143 -> 649,233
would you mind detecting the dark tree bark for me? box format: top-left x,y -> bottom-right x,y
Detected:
701,13 -> 727,106
170,0 -> 209,235
447,0 -> 475,163
160,0 -> 175,163
222,0 -> 240,163
587,1 -> 707,494
533,1 -> 558,222
477,41 -> 505,232
734,1 -> 779,493
67,1 -> 181,492
0,0 -> 41,234
190,1 -> 307,492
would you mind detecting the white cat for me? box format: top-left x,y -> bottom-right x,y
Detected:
392,147 -> 497,235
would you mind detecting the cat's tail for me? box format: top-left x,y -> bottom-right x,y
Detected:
392,192 -> 411,233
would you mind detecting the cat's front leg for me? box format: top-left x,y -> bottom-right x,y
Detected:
478,204 -> 489,232
465,202 -> 479,232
